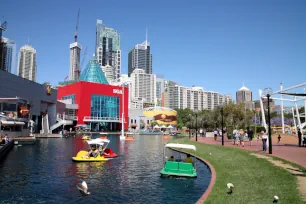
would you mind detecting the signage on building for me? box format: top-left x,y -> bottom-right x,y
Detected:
46,85 -> 52,96
19,105 -> 29,116
113,89 -> 123,94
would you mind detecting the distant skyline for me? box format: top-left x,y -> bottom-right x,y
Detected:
1,0 -> 306,103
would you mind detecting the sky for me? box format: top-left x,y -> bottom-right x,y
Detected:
1,0 -> 306,103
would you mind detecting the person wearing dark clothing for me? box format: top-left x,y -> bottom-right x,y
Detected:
247,129 -> 254,146
298,129 -> 302,147
278,135 -> 281,144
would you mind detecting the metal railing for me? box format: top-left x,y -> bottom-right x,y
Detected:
57,114 -> 78,121
83,116 -> 126,122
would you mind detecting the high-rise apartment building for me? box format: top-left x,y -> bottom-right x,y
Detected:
17,45 -> 37,82
130,69 -> 156,103
69,42 -> 82,81
165,85 -> 232,111
96,20 -> 121,82
128,39 -> 152,76
236,85 -> 254,110
156,78 -> 168,106
3,38 -> 17,74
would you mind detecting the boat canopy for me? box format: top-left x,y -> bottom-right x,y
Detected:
87,138 -> 110,145
165,143 -> 196,151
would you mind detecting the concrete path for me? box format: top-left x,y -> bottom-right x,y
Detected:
191,135 -> 306,168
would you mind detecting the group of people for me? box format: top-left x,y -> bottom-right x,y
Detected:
168,154 -> 193,164
82,145 -> 109,159
232,128 -> 254,147
0,134 -> 10,145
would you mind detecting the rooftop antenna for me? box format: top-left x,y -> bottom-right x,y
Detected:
146,28 -> 148,48
74,8 -> 80,42
28,36 -> 30,45
242,81 -> 245,87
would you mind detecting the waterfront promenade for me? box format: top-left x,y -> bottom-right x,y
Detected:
191,134 -> 306,168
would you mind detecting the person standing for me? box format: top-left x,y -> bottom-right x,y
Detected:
262,131 -> 268,151
214,129 -> 218,141
278,135 -> 281,144
247,128 -> 254,146
233,129 -> 237,145
298,128 -> 302,147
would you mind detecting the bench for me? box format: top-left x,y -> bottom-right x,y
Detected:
178,162 -> 193,174
164,161 -> 194,174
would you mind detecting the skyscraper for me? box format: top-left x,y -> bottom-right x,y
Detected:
69,42 -> 82,81
128,36 -> 152,76
236,84 -> 254,110
0,37 -> 7,71
95,19 -> 121,82
17,45 -> 37,82
3,38 -> 17,74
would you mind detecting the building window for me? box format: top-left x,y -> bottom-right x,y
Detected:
131,119 -> 133,124
62,94 -> 76,104
91,95 -> 119,118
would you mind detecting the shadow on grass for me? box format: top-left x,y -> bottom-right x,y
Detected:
287,167 -> 306,173
291,173 -> 306,177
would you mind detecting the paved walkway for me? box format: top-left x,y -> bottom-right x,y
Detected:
191,135 -> 306,168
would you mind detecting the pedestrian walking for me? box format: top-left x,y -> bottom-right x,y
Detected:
239,129 -> 245,147
232,129 -> 237,145
298,128 -> 302,147
247,128 -> 254,146
214,129 -> 218,141
277,135 -> 281,144
262,131 -> 268,151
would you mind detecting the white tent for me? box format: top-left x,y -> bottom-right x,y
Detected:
153,125 -> 160,129
161,125 -> 166,128
168,125 -> 173,129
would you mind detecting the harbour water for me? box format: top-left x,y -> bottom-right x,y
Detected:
0,134 -> 211,203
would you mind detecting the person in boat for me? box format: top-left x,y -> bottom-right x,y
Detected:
184,154 -> 193,164
83,146 -> 99,158
169,156 -> 174,161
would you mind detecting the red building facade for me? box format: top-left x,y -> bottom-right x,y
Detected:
57,81 -> 129,130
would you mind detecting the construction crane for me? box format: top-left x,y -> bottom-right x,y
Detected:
74,9 -> 80,42
0,21 -> 7,39
75,46 -> 87,79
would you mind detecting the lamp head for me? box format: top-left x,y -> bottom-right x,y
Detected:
263,87 -> 273,97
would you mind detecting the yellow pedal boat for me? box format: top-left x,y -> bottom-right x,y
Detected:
82,132 -> 92,140
72,138 -> 110,162
82,135 -> 91,140
72,150 -> 108,162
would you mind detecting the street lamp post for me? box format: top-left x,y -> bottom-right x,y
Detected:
221,106 -> 224,146
120,82 -> 126,140
195,111 -> 198,142
264,88 -> 273,154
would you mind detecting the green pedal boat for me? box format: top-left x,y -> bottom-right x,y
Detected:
160,143 -> 197,178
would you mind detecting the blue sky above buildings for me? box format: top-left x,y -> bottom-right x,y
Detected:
1,0 -> 306,103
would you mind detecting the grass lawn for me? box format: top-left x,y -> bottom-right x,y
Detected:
171,137 -> 306,204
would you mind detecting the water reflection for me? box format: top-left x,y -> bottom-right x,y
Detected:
0,135 -> 210,203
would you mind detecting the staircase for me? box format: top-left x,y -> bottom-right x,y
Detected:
49,114 -> 73,133
41,114 -> 50,134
